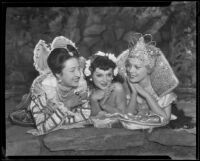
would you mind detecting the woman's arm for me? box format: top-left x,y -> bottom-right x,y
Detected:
89,89 -> 105,116
100,83 -> 127,114
30,93 -> 69,135
90,98 -> 102,116
126,93 -> 137,114
134,84 -> 170,119
125,80 -> 138,114
145,93 -> 169,119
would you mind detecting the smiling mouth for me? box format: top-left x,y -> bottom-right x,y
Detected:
73,79 -> 80,82
100,83 -> 108,87
130,75 -> 137,78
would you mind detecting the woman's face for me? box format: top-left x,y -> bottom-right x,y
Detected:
57,58 -> 81,88
126,58 -> 148,83
92,68 -> 113,90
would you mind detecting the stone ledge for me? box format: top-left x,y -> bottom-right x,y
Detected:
43,127 -> 145,151
6,140 -> 40,156
5,125 -> 196,157
6,126 -> 41,156
147,128 -> 196,147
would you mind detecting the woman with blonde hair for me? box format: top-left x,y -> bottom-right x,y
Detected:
117,33 -> 179,130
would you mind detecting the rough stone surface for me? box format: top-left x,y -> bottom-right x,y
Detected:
6,126 -> 41,156
8,71 -> 25,84
83,36 -> 101,47
176,102 -> 196,117
114,40 -> 127,56
86,13 -> 101,27
103,28 -> 116,44
84,24 -> 106,36
91,40 -> 105,54
70,28 -> 81,43
43,128 -> 145,151
6,6 -> 196,90
123,31 -> 137,42
148,128 -> 196,147
115,28 -> 125,40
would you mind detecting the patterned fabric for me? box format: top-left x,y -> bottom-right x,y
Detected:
26,73 -> 91,136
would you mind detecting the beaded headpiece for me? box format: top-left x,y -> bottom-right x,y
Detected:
117,33 -> 179,97
128,33 -> 159,69
33,40 -> 51,74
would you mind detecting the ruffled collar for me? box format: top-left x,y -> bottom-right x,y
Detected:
42,74 -> 57,87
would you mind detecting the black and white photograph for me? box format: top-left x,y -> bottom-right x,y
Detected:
3,1 -> 198,160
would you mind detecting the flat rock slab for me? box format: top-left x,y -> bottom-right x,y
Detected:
148,128 -> 196,147
6,126 -> 40,156
44,127 -> 145,151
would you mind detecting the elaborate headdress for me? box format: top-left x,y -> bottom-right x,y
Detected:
33,36 -> 78,74
50,36 -> 77,56
128,33 -> 159,69
33,40 -> 51,74
84,51 -> 119,77
117,33 -> 179,97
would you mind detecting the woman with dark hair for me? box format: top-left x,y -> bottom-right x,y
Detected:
10,36 -> 91,136
83,51 -> 127,128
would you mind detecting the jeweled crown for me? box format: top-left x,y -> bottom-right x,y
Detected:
128,33 -> 159,69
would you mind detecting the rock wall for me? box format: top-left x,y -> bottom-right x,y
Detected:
6,126 -> 196,159
5,3 -> 196,91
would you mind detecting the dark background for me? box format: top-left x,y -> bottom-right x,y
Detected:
5,3 -> 196,94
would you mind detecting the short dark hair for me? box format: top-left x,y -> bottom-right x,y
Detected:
90,56 -> 115,73
47,45 -> 79,77
86,55 -> 124,84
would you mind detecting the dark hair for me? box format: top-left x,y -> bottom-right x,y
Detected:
47,45 -> 79,77
86,55 -> 124,84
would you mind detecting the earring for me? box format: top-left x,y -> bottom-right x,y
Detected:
58,79 -> 62,83
90,78 -> 92,81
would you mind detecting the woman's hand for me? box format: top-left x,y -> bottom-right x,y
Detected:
90,89 -> 105,101
43,99 -> 59,115
63,94 -> 83,110
100,85 -> 114,105
127,78 -> 137,96
134,84 -> 149,98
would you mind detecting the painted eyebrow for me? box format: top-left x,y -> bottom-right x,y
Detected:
129,62 -> 142,67
68,66 -> 80,70
95,72 -> 103,75
95,71 -> 110,75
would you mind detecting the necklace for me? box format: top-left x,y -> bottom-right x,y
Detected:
56,83 -> 74,102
